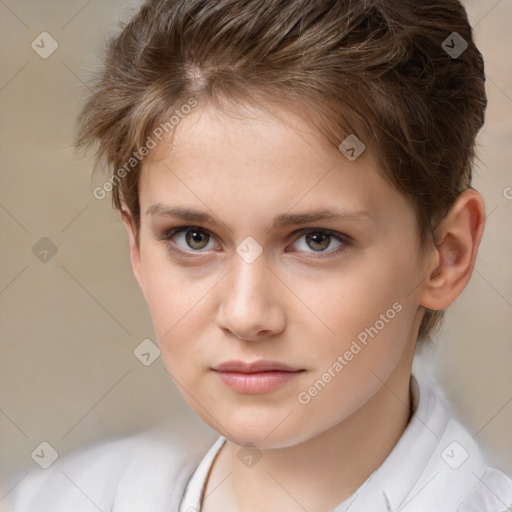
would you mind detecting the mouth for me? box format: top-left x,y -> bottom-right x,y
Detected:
211,360 -> 306,394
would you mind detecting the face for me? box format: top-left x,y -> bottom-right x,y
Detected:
126,102 -> 428,449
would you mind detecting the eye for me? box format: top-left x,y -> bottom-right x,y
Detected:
161,226 -> 218,256
289,229 -> 351,258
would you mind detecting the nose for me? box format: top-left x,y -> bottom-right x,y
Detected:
216,252 -> 286,342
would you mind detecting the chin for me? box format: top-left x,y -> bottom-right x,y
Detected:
204,412 -> 315,450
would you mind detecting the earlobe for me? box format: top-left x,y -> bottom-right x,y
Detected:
419,189 -> 486,311
120,209 -> 144,291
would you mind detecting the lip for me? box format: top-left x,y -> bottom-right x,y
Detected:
213,360 -> 303,373
212,360 -> 305,394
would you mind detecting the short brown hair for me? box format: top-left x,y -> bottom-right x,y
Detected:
74,0 -> 487,342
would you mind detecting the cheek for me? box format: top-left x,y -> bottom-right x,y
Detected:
300,249 -> 416,348
138,250 -> 186,339
298,248 -> 419,390
292,298 -> 414,442
138,250 -> 216,379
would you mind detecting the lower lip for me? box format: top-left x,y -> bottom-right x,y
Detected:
213,370 -> 303,394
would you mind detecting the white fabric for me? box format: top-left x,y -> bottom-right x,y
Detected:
179,436 -> 226,512
6,424 -> 218,512
7,364 -> 512,512
179,371 -> 512,512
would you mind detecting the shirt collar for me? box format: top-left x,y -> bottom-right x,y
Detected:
334,371 -> 449,511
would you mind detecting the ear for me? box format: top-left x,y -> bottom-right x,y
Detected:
120,209 -> 144,291
418,188 -> 486,311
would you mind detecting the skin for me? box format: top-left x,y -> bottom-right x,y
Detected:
122,101 -> 486,512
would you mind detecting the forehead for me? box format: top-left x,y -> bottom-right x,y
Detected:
148,101 -> 337,168
139,102 -> 412,230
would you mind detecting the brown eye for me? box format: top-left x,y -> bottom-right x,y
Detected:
304,232 -> 331,252
162,226 -> 217,255
292,228 -> 353,259
183,228 -> 210,250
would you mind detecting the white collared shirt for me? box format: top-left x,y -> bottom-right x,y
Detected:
8,362 -> 512,512
179,371 -> 512,512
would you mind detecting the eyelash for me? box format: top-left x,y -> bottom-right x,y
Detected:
157,225 -> 353,261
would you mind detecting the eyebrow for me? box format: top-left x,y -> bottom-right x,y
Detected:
146,204 -> 372,230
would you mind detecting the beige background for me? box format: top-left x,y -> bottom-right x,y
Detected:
1,0 -> 511,499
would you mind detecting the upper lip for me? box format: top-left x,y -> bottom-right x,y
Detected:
213,360 -> 304,373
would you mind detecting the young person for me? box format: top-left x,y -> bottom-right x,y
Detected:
9,0 -> 512,510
